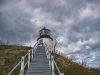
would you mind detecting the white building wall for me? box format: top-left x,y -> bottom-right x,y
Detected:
38,38 -> 54,52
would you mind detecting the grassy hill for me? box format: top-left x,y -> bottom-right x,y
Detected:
54,53 -> 100,75
0,45 -> 31,75
0,45 -> 100,75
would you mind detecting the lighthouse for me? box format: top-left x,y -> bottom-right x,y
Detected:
37,27 -> 54,52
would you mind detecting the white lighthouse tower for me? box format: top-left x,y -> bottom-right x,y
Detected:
37,27 -> 54,52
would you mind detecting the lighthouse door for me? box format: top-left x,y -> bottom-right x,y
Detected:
38,39 -> 43,46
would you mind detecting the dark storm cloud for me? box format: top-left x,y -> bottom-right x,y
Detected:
0,0 -> 100,68
0,0 -> 38,44
0,0 -> 99,47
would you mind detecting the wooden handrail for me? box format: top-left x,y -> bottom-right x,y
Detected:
7,42 -> 38,75
7,61 -> 21,75
7,42 -> 64,75
44,43 -> 64,75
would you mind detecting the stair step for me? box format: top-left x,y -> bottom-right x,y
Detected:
25,72 -> 51,75
29,65 -> 50,68
27,69 -> 51,72
30,64 -> 49,66
28,67 -> 50,69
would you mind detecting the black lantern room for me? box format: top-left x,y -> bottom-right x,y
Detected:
37,27 -> 53,41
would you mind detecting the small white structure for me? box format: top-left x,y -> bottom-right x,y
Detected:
37,27 -> 54,52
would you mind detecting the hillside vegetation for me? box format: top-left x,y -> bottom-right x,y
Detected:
0,45 -> 100,75
0,45 -> 31,75
54,53 -> 100,75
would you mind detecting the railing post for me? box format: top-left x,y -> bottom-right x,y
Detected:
52,56 -> 55,75
46,49 -> 49,59
28,50 -> 31,68
31,49 -> 33,59
20,56 -> 24,75
49,52 -> 51,67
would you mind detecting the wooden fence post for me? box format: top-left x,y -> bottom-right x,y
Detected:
31,49 -> 33,59
60,73 -> 64,75
52,56 -> 55,75
20,56 -> 24,75
28,50 -> 31,68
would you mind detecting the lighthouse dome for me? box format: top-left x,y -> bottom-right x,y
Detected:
37,27 -> 53,41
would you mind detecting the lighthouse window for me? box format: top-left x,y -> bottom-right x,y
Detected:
45,30 -> 49,35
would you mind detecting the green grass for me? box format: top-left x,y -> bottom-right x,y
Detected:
0,45 -> 31,75
54,53 -> 100,75
1,45 -> 100,75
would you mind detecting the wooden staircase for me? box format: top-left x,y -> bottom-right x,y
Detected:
25,46 -> 51,75
7,43 -> 64,75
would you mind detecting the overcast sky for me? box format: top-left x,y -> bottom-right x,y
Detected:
0,0 -> 100,68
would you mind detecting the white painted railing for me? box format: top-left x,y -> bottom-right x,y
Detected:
7,42 -> 63,75
7,42 -> 38,75
51,56 -> 64,75
7,61 -> 21,75
44,43 -> 64,75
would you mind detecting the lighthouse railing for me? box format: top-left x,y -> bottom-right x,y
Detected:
7,42 -> 38,75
